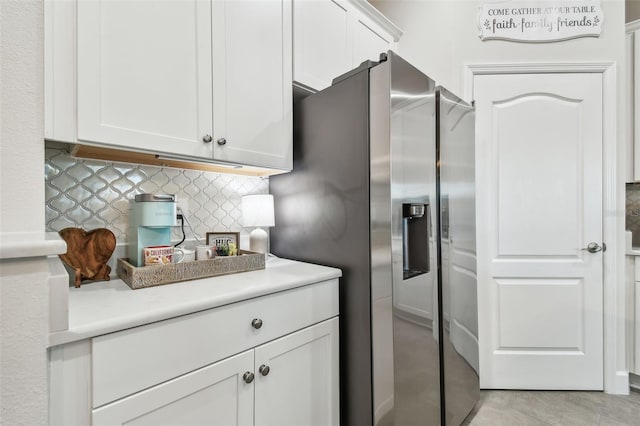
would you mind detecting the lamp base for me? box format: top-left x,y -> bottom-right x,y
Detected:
249,227 -> 268,255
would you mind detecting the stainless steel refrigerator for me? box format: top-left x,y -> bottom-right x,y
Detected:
270,52 -> 479,425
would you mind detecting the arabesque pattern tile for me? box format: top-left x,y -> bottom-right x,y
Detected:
45,148 -> 268,243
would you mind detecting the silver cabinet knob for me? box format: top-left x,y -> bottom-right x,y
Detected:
251,318 -> 263,329
243,371 -> 255,384
217,138 -> 227,146
582,242 -> 604,253
259,364 -> 270,376
202,134 -> 213,143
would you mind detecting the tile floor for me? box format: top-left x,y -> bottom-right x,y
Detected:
464,389 -> 640,425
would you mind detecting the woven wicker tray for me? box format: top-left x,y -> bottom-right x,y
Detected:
116,250 -> 265,290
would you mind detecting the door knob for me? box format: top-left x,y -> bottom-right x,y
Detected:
202,134 -> 213,143
251,318 -> 263,329
243,371 -> 254,384
259,364 -> 270,376
217,138 -> 227,145
581,242 -> 604,253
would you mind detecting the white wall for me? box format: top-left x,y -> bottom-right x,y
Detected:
0,1 -> 51,425
372,0 -> 627,392
1,1 -> 46,231
373,0 -> 624,99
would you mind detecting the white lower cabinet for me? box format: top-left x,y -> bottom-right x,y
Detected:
49,279 -> 340,426
93,318 -> 339,426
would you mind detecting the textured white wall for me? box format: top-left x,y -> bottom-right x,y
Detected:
372,0 -> 625,99
0,261 -> 50,426
1,1 -> 51,425
1,0 -> 45,232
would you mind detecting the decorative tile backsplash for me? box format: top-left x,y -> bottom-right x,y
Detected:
626,183 -> 640,245
45,148 -> 268,244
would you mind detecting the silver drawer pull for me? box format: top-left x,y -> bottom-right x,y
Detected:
251,318 -> 263,329
243,371 -> 254,384
259,364 -> 270,376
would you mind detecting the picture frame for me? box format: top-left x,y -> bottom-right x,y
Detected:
206,232 -> 240,248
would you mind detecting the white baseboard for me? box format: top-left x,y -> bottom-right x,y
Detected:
606,370 -> 630,395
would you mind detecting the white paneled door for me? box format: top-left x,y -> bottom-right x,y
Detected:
474,73 -> 603,389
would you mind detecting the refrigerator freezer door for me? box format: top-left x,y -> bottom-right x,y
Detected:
371,52 -> 439,426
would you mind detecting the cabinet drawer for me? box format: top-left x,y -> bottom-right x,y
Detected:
92,279 -> 338,407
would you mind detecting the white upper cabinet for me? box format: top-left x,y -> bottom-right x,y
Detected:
46,0 -> 293,172
293,0 -> 402,92
293,0 -> 351,92
77,0 -> 213,159
212,0 -> 292,170
627,20 -> 640,182
352,13 -> 394,65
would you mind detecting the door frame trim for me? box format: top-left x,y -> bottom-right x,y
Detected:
464,62 -> 627,394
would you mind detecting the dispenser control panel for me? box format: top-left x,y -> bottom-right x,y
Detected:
403,203 -> 425,218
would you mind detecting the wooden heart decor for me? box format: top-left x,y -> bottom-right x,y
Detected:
58,228 -> 116,288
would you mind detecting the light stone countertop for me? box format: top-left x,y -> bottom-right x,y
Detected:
48,257 -> 341,347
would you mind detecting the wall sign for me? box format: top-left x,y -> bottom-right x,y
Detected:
478,1 -> 603,42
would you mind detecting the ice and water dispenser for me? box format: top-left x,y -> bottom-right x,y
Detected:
402,203 -> 430,280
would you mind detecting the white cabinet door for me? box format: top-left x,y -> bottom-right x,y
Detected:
213,0 -> 293,171
626,30 -> 635,182
636,28 -> 640,181
632,27 -> 640,181
292,0 -> 400,92
92,350 -> 254,426
254,318 -> 339,426
293,0 -> 351,91
77,0 -> 213,158
352,15 -> 392,67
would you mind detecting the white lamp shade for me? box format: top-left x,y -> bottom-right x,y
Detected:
241,194 -> 275,227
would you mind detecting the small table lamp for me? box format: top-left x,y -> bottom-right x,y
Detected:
241,194 -> 275,255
